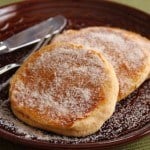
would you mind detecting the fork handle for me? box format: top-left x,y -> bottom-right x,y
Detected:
0,63 -> 20,75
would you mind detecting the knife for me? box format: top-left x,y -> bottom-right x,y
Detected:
0,15 -> 67,55
0,15 -> 67,75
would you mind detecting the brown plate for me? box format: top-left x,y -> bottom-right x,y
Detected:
0,0 -> 149,149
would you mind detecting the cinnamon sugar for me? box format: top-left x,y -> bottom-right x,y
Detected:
12,45 -> 107,123
52,27 -> 149,98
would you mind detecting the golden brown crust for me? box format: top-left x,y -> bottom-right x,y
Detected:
10,43 -> 119,137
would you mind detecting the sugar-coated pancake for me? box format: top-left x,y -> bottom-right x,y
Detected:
52,27 -> 150,101
10,43 -> 119,137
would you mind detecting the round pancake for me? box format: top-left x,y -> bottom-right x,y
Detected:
52,27 -> 150,101
10,43 -> 119,137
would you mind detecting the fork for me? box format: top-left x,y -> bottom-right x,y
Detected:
0,38 -> 48,91
0,36 -> 49,75
0,29 -> 61,91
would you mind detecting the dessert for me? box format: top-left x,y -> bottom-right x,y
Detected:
10,43 -> 119,137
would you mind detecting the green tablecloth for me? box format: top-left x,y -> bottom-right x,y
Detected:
0,0 -> 149,150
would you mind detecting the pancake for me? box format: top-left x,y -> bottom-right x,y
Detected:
52,27 -> 150,101
10,43 -> 119,137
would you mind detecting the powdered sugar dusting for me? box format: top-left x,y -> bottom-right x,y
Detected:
12,45 -> 107,124
52,27 -> 150,98
0,79 -> 149,143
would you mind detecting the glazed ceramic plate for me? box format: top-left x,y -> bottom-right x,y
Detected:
0,0 -> 149,149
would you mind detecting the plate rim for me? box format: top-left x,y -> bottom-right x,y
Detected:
0,124 -> 149,149
1,0 -> 150,16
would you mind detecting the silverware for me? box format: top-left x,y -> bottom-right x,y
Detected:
0,15 -> 67,75
0,15 -> 66,55
0,39 -> 48,91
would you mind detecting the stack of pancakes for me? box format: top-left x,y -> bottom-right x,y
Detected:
10,27 -> 150,137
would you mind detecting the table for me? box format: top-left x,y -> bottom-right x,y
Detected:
0,0 -> 150,150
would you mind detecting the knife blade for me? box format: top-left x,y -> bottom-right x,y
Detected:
0,15 -> 67,55
0,15 -> 67,75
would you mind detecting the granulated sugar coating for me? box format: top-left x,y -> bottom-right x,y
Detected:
52,27 -> 150,100
0,79 -> 149,144
11,44 -> 111,127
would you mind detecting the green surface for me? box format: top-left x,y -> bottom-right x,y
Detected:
0,0 -> 20,6
115,0 -> 150,13
0,0 -> 150,150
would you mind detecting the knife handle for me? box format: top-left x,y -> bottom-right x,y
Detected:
0,42 -> 9,55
